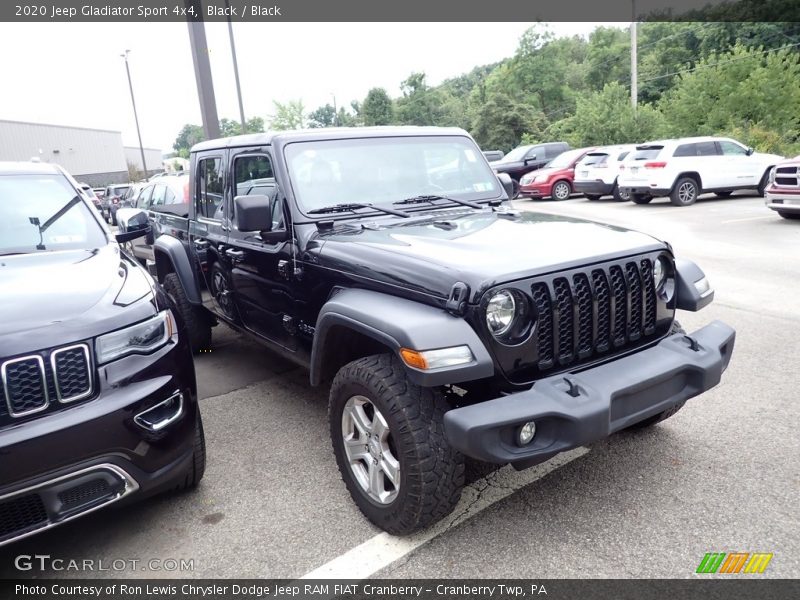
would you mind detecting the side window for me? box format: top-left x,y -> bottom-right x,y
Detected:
137,186 -> 153,209
673,144 -> 696,157
164,186 -> 176,204
719,141 -> 747,156
617,151 -> 630,161
233,154 -> 284,231
526,146 -> 542,160
151,184 -> 167,207
697,141 -> 719,156
197,157 -> 224,219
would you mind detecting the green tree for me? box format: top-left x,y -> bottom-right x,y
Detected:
395,72 -> 445,126
269,100 -> 306,130
173,124 -> 205,155
307,104 -> 337,128
470,90 -> 542,151
361,88 -> 394,126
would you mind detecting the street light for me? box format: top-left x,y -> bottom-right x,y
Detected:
120,49 -> 148,178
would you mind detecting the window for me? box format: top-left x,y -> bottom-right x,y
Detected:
136,185 -> 153,209
673,144 -> 696,157
197,157 -> 223,219
719,141 -> 747,156
233,154 -> 283,231
632,146 -> 663,160
526,146 -> 542,159
617,151 -> 630,162
696,141 -> 719,156
151,184 -> 167,207
164,186 -> 176,204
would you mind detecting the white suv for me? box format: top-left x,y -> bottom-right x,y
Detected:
617,137 -> 783,206
573,144 -> 636,201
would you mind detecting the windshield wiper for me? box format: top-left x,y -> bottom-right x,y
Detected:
393,194 -> 482,209
307,203 -> 410,218
28,195 -> 84,250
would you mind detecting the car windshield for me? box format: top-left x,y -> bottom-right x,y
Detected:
284,136 -> 502,214
545,149 -> 585,169
0,174 -> 106,255
497,145 -> 532,163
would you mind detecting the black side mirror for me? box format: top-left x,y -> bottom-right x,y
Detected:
524,154 -> 537,165
115,208 -> 151,243
496,173 -> 515,198
746,147 -> 754,156
235,194 -> 273,232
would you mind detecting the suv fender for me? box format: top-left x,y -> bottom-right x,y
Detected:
153,235 -> 203,305
671,172 -> 702,193
675,258 -> 714,311
310,288 -> 494,387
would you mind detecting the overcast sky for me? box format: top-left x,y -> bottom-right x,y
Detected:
0,22 -> 626,153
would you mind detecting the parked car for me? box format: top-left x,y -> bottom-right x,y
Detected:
126,127 -> 734,535
92,187 -> 105,199
120,175 -> 191,266
518,147 -> 596,200
0,161 -> 205,547
103,183 -> 132,225
489,141 -> 570,197
764,157 -> 800,220
617,137 -> 783,206
77,182 -> 102,211
482,150 -> 505,162
573,145 -> 636,201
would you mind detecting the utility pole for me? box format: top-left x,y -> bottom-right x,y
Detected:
186,8 -> 220,140
630,0 -> 638,111
225,0 -> 247,133
121,50 -> 148,178
332,93 -> 338,127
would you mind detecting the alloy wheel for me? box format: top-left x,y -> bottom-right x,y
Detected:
678,181 -> 696,204
553,181 -> 570,200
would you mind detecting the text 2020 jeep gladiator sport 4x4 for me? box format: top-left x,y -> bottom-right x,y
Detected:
119,127 -> 736,534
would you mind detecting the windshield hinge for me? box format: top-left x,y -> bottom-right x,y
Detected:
446,282 -> 470,316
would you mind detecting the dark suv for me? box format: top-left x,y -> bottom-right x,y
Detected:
129,127 -> 735,535
0,162 -> 205,547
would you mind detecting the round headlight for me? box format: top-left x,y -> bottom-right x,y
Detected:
486,290 -> 516,336
653,256 -> 668,289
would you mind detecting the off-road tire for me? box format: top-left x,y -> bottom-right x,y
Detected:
163,272 -> 212,352
631,193 -> 652,204
329,354 -> 464,535
670,177 -> 699,206
778,211 -> 800,220
176,409 -> 206,490
612,183 -> 629,202
628,321 -> 688,429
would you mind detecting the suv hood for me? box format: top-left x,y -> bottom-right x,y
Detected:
0,244 -> 156,353
314,209 -> 665,302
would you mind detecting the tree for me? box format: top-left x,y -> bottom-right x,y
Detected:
269,100 -> 306,130
173,124 -> 205,155
307,104 -> 336,128
395,72 -> 446,126
470,90 -> 542,151
361,88 -> 394,126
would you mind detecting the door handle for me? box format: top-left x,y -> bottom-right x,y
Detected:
226,248 -> 245,260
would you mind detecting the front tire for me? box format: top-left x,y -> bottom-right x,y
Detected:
612,183 -> 629,202
163,273 -> 212,353
329,354 -> 464,535
552,180 -> 571,201
511,179 -> 520,200
778,211 -> 800,220
176,409 -> 207,490
670,177 -> 699,206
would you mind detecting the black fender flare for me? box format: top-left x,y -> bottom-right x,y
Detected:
675,258 -> 714,311
153,235 -> 203,305
310,288 -> 494,387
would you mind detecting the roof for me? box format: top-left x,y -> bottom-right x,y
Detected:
0,161 -> 63,175
190,126 -> 471,153
636,136 -> 734,147
0,119 -> 121,135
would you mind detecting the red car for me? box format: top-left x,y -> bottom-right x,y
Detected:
518,147 -> 596,200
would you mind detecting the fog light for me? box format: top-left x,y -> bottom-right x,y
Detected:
518,421 -> 537,446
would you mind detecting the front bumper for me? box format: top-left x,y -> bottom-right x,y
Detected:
573,180 -> 614,196
519,181 -> 552,198
765,187 -> 800,213
444,321 -> 735,468
0,338 -> 197,546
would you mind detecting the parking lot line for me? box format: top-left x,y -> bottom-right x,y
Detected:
298,447 -> 589,580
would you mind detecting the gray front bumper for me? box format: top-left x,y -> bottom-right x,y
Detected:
443,321 -> 735,468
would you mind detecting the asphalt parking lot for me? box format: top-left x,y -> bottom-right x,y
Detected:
2,192 -> 798,579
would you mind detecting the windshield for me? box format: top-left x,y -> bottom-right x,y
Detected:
0,174 -> 107,255
498,145 -> 533,163
285,136 -> 501,214
546,149 -> 585,169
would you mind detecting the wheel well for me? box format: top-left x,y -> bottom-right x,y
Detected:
154,248 -> 175,283
674,172 -> 702,192
316,325 -> 395,384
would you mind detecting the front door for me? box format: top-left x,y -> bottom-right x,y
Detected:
225,149 -> 297,351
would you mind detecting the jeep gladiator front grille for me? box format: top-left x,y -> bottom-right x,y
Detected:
533,259 -> 659,372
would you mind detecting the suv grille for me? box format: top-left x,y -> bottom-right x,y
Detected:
1,343 -> 93,426
0,493 -> 48,541
532,258 -> 660,372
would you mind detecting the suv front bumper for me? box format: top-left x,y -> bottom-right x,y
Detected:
444,321 -> 735,469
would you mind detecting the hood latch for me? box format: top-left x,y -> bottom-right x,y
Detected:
446,281 -> 470,316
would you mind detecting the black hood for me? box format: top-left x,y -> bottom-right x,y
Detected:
0,244 -> 158,355
312,209 -> 666,303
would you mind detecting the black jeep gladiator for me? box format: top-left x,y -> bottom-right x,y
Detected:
121,127 -> 735,534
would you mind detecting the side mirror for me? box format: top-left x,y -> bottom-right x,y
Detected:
497,172 -> 515,198
115,208 -> 151,243
524,154 -> 537,164
234,194 -> 273,233
746,147 -> 754,156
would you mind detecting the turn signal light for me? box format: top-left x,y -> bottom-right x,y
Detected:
399,348 -> 427,369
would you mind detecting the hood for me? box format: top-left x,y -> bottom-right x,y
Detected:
313,209 -> 666,302
522,166 -> 564,181
0,244 -> 157,354
490,160 -> 523,172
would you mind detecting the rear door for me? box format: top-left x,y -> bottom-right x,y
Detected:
189,152 -> 229,315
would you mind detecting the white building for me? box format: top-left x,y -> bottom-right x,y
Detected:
125,146 -> 165,175
0,120 -> 160,186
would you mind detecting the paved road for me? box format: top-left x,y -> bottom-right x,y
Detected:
2,193 -> 798,579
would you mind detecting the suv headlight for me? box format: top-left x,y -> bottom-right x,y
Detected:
653,256 -> 667,289
96,310 -> 178,364
768,167 -> 776,184
486,290 -> 516,336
